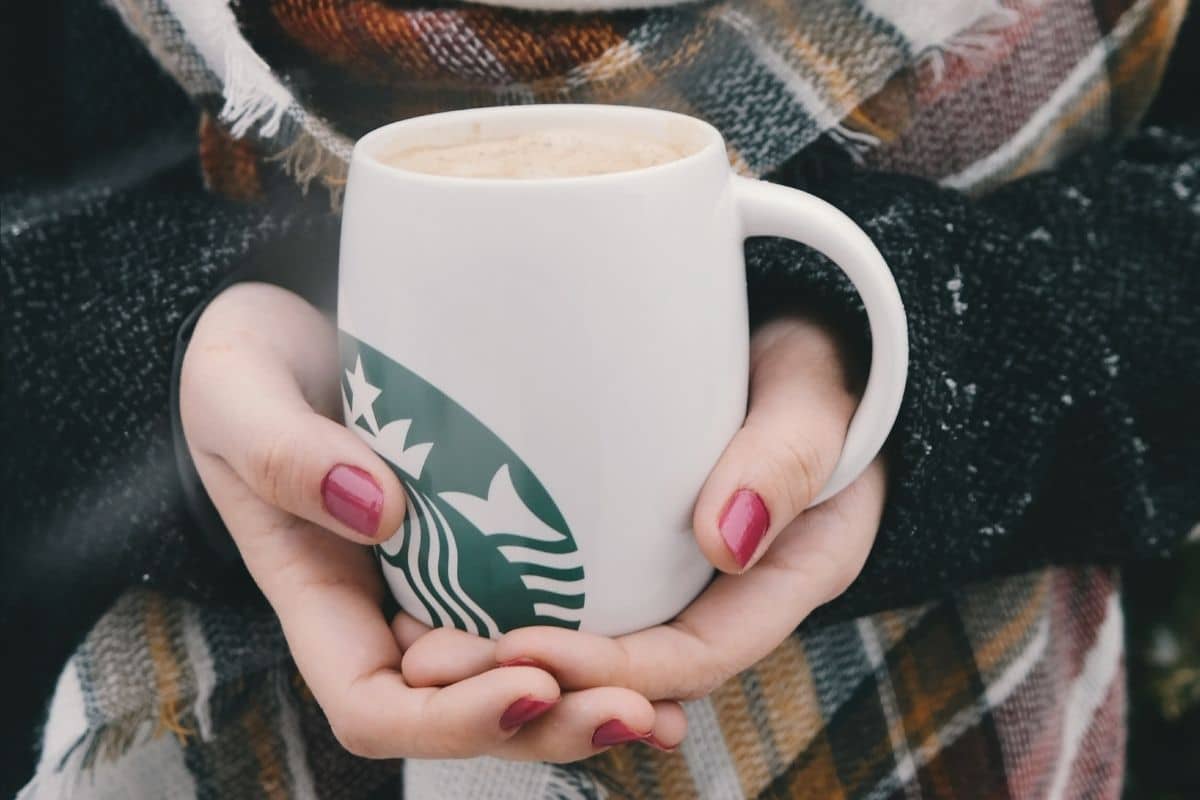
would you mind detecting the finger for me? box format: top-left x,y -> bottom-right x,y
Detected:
494,687 -> 657,763
390,610 -> 434,651
197,459 -> 558,759
500,460 -> 886,701
399,619 -> 602,687
693,317 -> 859,573
646,700 -> 688,752
624,458 -> 884,699
495,627 -> 628,690
182,285 -> 407,544
188,282 -> 345,409
394,618 -> 688,751
398,622 -> 498,687
353,666 -> 562,759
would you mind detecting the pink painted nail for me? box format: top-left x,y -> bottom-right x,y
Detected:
592,720 -> 651,748
321,465 -> 383,537
499,697 -> 556,731
719,489 -> 770,569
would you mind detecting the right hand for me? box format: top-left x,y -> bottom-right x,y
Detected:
180,281 -> 686,761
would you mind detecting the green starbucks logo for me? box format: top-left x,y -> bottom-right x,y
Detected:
340,333 -> 585,635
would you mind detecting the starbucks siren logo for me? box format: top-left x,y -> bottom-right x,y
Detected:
340,334 -> 585,635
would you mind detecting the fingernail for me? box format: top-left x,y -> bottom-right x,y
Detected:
500,658 -> 543,669
719,489 -> 770,569
499,696 -> 556,731
592,719 -> 651,748
321,464 -> 383,537
644,735 -> 678,752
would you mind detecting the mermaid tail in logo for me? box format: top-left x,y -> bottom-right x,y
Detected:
339,334 -> 585,635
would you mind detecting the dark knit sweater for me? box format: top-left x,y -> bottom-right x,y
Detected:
769,131 -> 1200,622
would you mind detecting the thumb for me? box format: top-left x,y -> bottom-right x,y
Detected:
232,407 -> 408,545
181,291 -> 407,545
692,317 -> 857,573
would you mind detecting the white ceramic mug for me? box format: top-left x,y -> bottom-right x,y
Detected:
338,105 -> 907,638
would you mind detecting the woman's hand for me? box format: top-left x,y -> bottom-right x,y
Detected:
400,316 -> 885,704
179,282 -> 686,761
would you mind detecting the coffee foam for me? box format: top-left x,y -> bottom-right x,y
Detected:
384,128 -> 693,179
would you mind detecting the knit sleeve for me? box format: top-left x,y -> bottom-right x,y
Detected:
0,162 -> 340,623
753,127 -> 1200,622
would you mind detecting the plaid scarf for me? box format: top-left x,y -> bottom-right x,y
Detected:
21,567 -> 1126,799
26,0 -> 1182,796
105,0 -> 1183,201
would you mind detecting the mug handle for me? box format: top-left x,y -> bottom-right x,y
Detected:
733,177 -> 909,505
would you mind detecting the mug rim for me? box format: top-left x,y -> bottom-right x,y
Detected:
352,104 -> 727,187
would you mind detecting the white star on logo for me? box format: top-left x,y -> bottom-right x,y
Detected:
345,355 -> 382,434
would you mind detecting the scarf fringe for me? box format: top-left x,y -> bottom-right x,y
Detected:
47,715 -> 188,787
268,128 -> 350,208
220,47 -> 290,139
161,0 -> 293,138
829,122 -> 883,163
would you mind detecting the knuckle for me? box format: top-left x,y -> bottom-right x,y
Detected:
609,640 -> 636,689
806,549 -> 857,604
677,680 -> 719,702
668,660 -> 730,701
199,281 -> 270,327
421,627 -> 463,650
406,714 -> 465,759
328,711 -> 383,759
238,514 -> 304,569
248,430 -> 300,508
821,513 -> 872,599
178,337 -> 252,448
407,696 -> 470,759
827,562 -> 858,600
691,658 -> 737,700
423,730 -> 467,759
189,295 -> 248,357
399,637 -> 451,685
178,345 -> 223,433
663,620 -> 729,701
766,432 -> 825,512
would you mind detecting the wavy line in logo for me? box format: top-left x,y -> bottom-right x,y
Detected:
376,465 -> 586,634
385,482 -> 500,637
440,465 -> 585,627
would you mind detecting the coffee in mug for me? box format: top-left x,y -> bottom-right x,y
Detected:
383,128 -> 696,179
338,105 -> 908,637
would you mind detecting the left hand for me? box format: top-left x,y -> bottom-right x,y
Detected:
397,315 -> 887,713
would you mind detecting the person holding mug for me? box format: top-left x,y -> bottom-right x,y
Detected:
9,0 -> 1198,797
179,104 -> 905,759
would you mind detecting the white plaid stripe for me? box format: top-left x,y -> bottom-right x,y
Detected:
857,618 -> 923,800
859,607 -> 1053,800
1046,593 -> 1124,800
